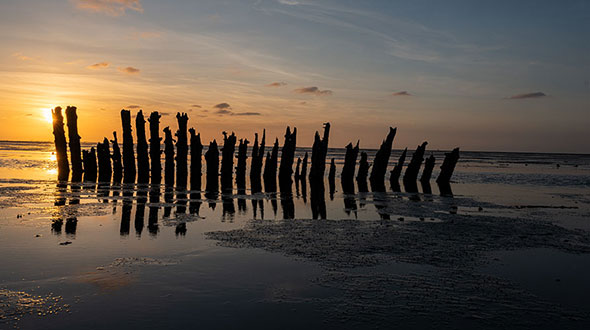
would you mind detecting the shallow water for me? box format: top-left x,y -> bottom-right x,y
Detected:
1,141 -> 590,329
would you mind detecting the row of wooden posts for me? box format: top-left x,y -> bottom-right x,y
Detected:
52,106 -> 459,195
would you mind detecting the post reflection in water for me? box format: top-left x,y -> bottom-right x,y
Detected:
50,177 -> 454,238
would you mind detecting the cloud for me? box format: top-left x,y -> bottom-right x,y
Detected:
392,91 -> 412,96
73,0 -> 143,16
191,104 -> 201,108
26,113 -> 33,116
12,52 -> 33,61
87,61 -> 110,70
129,31 -> 162,40
233,112 -> 261,116
213,103 -> 232,110
278,0 -> 300,5
215,109 -> 232,115
266,82 -> 287,87
126,105 -> 141,109
161,112 -> 171,116
294,86 -> 333,95
508,92 -> 546,99
118,66 -> 140,74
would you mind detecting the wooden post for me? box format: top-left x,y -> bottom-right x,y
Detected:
278,126 -> 297,191
148,111 -> 162,184
309,123 -> 330,183
111,132 -> 123,185
176,113 -> 189,189
389,148 -> 407,187
263,138 -> 279,193
436,148 -> 460,184
97,138 -> 112,183
420,154 -> 436,183
328,158 -> 336,199
51,107 -> 69,181
121,110 -> 136,184
220,132 -> 237,193
205,140 -> 219,193
136,110 -> 150,184
341,141 -> 359,194
356,151 -> 369,192
189,128 -> 203,191
369,127 -> 396,192
294,157 -> 301,182
300,152 -> 308,181
250,130 -> 265,194
163,127 -> 175,187
65,106 -> 82,182
82,147 -> 97,182
236,138 -> 249,192
403,142 -> 427,193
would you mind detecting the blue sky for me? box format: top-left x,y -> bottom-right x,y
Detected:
0,0 -> 588,152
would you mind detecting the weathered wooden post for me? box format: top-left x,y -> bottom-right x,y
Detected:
82,147 -> 97,182
389,148 -> 407,191
369,127 -> 396,192
294,157 -> 301,182
136,110 -> 150,184
236,138 -> 249,192
356,151 -> 369,192
220,132 -> 237,193
421,154 -> 436,183
263,138 -> 279,193
250,130 -> 265,194
328,158 -> 336,199
163,127 -> 175,188
97,138 -> 112,183
176,113 -> 189,189
189,128 -> 203,191
403,142 -> 427,193
437,148 -> 460,196
205,140 -> 219,193
309,123 -> 330,183
51,107 -> 69,181
111,132 -> 123,185
278,127 -> 297,191
65,106 -> 82,182
148,111 -> 162,184
300,152 -> 308,182
121,110 -> 136,184
341,141 -> 359,194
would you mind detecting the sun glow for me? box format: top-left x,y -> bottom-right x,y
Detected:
42,108 -> 53,124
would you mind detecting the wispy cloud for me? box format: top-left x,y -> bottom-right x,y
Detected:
117,66 -> 140,74
191,104 -> 201,108
12,52 -> 34,61
215,109 -> 232,115
294,86 -> 333,96
126,105 -> 141,109
87,61 -> 110,70
234,112 -> 261,116
266,82 -> 287,87
73,0 -> 143,16
392,91 -> 412,96
213,102 -> 231,110
508,92 -> 546,99
278,0 -> 300,5
129,31 -> 162,40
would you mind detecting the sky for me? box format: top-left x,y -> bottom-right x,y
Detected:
0,0 -> 588,152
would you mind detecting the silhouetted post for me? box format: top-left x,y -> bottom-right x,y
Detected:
369,127 -> 396,192
220,132 -> 237,193
163,127 -> 175,188
403,142 -> 427,193
82,147 -> 97,182
189,128 -> 203,191
65,106 -> 82,182
250,130 -> 265,194
121,110 -> 136,184
295,157 -> 301,182
421,154 -> 435,183
300,152 -> 308,181
309,123 -> 330,183
341,141 -> 359,194
389,148 -> 407,191
205,140 -> 219,193
328,158 -> 336,199
136,110 -> 149,184
356,152 -> 369,192
148,111 -> 162,184
436,148 -> 459,197
111,132 -> 123,185
97,138 -> 112,183
278,127 -> 297,191
236,138 -> 249,192
51,107 -> 69,181
263,138 -> 279,192
176,113 -> 189,189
